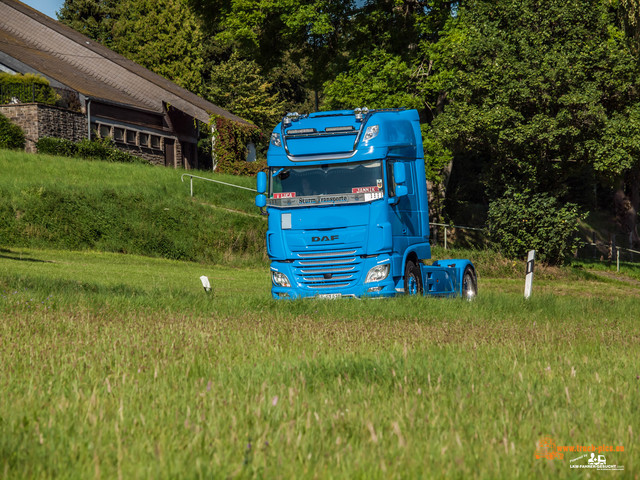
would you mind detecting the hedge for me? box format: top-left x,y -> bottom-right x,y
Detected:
36,137 -> 148,164
0,72 -> 58,106
0,113 -> 25,150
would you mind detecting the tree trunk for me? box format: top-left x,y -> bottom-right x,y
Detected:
614,172 -> 640,248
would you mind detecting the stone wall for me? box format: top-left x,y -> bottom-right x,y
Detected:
114,141 -> 165,166
0,103 -> 188,168
0,103 -> 86,152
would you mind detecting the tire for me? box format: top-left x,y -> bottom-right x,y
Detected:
461,265 -> 477,300
404,259 -> 423,295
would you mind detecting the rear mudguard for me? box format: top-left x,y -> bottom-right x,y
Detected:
419,259 -> 475,298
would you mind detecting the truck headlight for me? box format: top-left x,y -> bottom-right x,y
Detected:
365,264 -> 389,283
272,271 -> 291,287
270,133 -> 282,147
363,124 -> 379,142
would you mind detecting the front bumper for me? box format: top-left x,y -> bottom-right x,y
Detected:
270,255 -> 395,299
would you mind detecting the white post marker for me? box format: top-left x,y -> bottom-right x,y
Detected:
200,275 -> 211,293
524,250 -> 535,299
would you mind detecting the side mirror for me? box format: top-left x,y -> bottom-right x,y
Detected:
255,194 -> 267,208
256,171 -> 267,194
393,162 -> 406,184
391,162 -> 408,199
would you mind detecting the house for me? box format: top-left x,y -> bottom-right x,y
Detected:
0,0 -> 250,168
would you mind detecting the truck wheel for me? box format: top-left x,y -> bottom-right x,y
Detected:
404,259 -> 423,295
462,266 -> 477,300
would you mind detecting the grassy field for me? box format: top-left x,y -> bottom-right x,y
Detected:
1,246 -> 638,479
0,150 -> 266,264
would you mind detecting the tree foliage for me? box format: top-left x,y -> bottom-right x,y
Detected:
487,190 -> 586,265
204,54 -> 285,132
323,49 -> 422,110
431,0 -> 640,198
57,0 -> 118,47
59,0 -> 205,92
58,0 -> 640,247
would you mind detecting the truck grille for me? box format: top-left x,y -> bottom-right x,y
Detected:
291,254 -> 363,290
297,249 -> 356,258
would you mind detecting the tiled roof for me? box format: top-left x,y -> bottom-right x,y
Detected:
0,0 -> 249,124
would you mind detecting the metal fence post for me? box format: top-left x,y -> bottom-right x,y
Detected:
444,226 -> 448,250
190,176 -> 194,197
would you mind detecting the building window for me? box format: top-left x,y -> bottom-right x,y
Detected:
150,135 -> 161,149
90,123 -> 99,137
113,127 -> 125,143
99,124 -> 112,138
126,130 -> 137,144
139,133 -> 149,147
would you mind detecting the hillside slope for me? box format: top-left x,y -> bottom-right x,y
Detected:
0,149 -> 267,264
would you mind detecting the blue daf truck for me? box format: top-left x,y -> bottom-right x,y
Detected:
255,108 -> 477,300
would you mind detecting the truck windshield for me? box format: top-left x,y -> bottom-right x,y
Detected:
268,160 -> 384,207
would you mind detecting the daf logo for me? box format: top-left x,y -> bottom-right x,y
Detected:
312,235 -> 338,242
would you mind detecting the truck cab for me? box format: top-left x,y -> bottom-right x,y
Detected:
256,108 -> 476,300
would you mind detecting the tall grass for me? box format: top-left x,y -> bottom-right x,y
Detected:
1,149 -> 638,478
0,150 -> 266,264
0,248 -> 638,478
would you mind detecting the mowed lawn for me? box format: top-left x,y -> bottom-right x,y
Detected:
1,247 -> 638,478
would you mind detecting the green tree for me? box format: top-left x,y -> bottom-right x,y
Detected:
190,0 -> 357,110
111,0 -> 205,92
57,0 -> 118,47
429,0 -> 640,230
204,53 -> 285,131
323,49 -> 422,110
59,0 -> 205,93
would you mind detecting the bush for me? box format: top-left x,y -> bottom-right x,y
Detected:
77,138 -> 146,164
487,190 -> 586,265
76,137 -> 111,159
35,137 -> 77,156
0,113 -> 25,150
0,72 -> 58,105
36,136 -> 147,164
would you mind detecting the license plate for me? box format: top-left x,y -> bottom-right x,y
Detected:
318,293 -> 341,299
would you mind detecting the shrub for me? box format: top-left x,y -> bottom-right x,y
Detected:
0,113 -> 25,150
76,137 -> 146,164
0,72 -> 58,105
36,136 -> 147,164
35,137 -> 77,156
487,189 -> 586,265
76,137 -> 111,159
